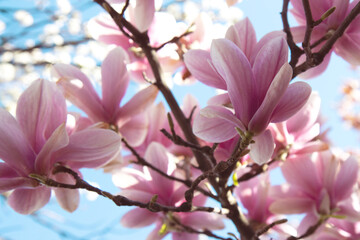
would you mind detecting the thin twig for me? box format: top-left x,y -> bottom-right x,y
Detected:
281,0 -> 304,68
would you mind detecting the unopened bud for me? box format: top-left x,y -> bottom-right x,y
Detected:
321,7 -> 336,21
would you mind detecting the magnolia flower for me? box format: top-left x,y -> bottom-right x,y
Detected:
52,47 -> 158,146
0,79 -> 121,214
88,11 -> 180,83
234,169 -> 296,238
190,37 -> 311,164
270,151 -> 359,236
113,142 -> 224,239
290,0 -> 360,78
234,170 -> 274,226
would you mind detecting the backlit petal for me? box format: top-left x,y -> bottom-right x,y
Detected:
193,105 -> 244,143
184,50 -> 226,89
249,63 -> 292,134
16,79 -> 67,153
0,109 -> 35,174
53,64 -> 106,122
211,39 -> 255,124
8,187 -> 51,214
271,82 -> 312,123
101,47 -> 129,120
249,130 -> 274,165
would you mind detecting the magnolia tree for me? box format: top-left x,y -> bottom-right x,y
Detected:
1,0 -> 360,239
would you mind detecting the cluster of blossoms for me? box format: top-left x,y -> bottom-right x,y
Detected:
1,0 -> 360,239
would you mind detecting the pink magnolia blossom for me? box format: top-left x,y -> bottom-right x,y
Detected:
190,37 -> 311,164
0,79 -> 121,214
234,169 -> 296,238
234,170 -> 274,226
113,142 -> 224,239
270,92 -> 329,156
52,47 -> 158,146
270,151 -> 359,236
88,10 -> 180,83
290,0 -> 360,78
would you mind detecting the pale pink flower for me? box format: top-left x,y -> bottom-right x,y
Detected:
0,79 -> 121,214
88,11 -> 180,83
234,170 -> 296,238
270,92 -> 329,156
290,0 -> 360,78
113,142 -> 224,239
234,170 -> 274,225
190,37 -> 311,164
270,151 -> 359,236
52,47 -> 158,146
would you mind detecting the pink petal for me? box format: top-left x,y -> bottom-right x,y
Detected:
236,173 -> 270,222
118,113 -> 148,147
8,187 -> 51,214
333,156 -> 358,203
334,32 -> 360,65
182,94 -> 200,119
292,140 -> 329,154
207,93 -> 230,106
253,37 -> 288,103
249,130 -> 274,165
211,39 -> 255,124
147,12 -> 178,46
35,123 -> 69,174
193,105 -> 243,143
101,47 -> 129,121
173,232 -> 199,240
87,14 -> 132,47
281,154 -> 322,196
270,81 -> 312,123
0,163 -> 37,192
181,212 -> 225,230
190,13 -> 212,47
250,31 -> 286,65
144,142 -> 175,198
290,26 -> 306,43
286,92 -> 321,133
225,17 -> 257,60
121,208 -> 158,228
269,197 -> 314,214
146,103 -> 166,140
132,0 -> 155,32
112,168 -> 150,191
0,108 -> 35,174
16,79 -> 67,153
117,85 -> 158,121
53,172 -> 79,212
294,124 -> 320,143
56,128 -> 121,169
147,223 -> 167,240
121,189 -> 154,202
53,64 -> 106,122
249,63 -> 293,134
297,213 -> 319,237
184,50 -> 226,89
297,52 -> 332,79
